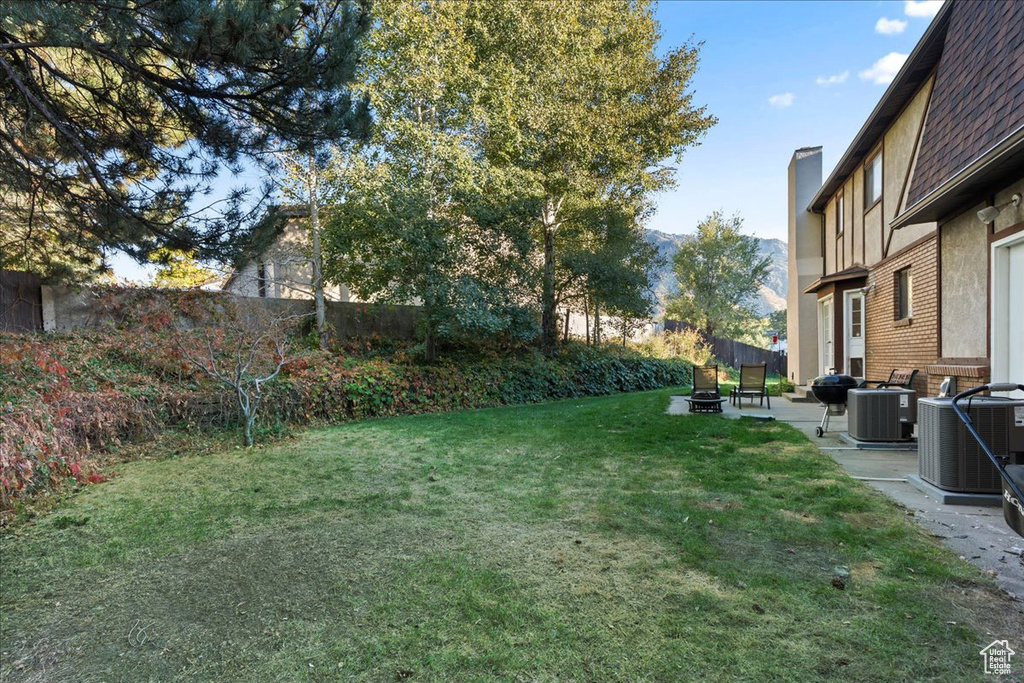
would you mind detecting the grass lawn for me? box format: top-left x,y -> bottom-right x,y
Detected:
1,388 -> 1019,682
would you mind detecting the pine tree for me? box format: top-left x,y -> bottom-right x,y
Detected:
0,0 -> 369,280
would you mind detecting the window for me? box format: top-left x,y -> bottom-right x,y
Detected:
895,268 -> 912,320
837,193 -> 845,235
851,295 -> 862,338
257,262 -> 267,298
864,152 -> 882,209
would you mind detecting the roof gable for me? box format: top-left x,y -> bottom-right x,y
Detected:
807,1 -> 953,213
906,0 -> 1024,207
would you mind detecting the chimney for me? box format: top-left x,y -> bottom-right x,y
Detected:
787,147 -> 823,386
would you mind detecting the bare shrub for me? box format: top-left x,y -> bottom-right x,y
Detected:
174,308 -> 307,447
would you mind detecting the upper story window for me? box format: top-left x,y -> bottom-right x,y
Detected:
895,267 -> 912,320
864,151 -> 883,209
836,193 -> 845,235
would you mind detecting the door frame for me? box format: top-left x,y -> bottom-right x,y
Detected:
844,289 -> 866,380
818,294 -> 834,376
991,231 -> 1024,397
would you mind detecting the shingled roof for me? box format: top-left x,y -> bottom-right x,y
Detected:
906,0 -> 1024,207
807,2 -> 953,213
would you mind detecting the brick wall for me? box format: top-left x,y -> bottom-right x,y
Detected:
925,362 -> 989,396
864,236 -> 938,397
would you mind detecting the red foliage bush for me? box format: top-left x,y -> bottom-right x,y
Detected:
0,289 -> 689,516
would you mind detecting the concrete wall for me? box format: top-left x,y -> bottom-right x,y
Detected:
562,309 -> 657,343
786,146 -> 823,385
40,285 -> 423,339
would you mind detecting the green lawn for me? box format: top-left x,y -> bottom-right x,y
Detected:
1,389 -> 1018,682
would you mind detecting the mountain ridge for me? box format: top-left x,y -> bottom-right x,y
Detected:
643,228 -> 788,317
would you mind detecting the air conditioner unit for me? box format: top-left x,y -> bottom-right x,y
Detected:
847,388 -> 917,442
918,397 -> 1024,493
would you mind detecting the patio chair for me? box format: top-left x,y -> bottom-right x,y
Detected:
859,368 -> 918,389
686,365 -> 725,413
731,363 -> 770,409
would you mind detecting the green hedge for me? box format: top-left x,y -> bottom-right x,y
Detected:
265,346 -> 691,424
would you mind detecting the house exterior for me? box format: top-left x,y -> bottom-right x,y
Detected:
225,207 -> 657,343
224,206 -> 360,302
788,0 -> 1024,399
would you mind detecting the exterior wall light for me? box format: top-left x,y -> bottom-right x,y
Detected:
977,192 -> 1022,223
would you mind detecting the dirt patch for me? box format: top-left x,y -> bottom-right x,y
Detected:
778,509 -> 818,523
850,561 -> 880,583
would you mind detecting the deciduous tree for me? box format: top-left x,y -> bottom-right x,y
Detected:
667,211 -> 771,341
149,248 -> 219,289
470,0 -> 715,353
323,0 -> 538,359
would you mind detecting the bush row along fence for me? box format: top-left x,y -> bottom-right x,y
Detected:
0,271 -> 423,339
1,348 -> 692,511
663,319 -> 786,375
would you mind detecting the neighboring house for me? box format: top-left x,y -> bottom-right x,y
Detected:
226,206 -> 656,343
224,206 -> 359,302
788,0 -> 1024,399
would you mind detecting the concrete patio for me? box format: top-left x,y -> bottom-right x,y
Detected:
668,395 -> 1024,600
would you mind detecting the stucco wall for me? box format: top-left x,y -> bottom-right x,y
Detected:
993,178 -> 1024,231
939,205 -> 988,359
225,218 -> 352,302
787,147 -> 823,385
884,77 -> 937,256
819,76 -> 937,277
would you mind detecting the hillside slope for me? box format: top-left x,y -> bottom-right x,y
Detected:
644,229 -> 787,317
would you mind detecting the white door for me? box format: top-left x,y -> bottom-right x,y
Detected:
845,291 -> 865,379
818,296 -> 834,376
992,235 -> 1024,398
1007,242 -> 1023,397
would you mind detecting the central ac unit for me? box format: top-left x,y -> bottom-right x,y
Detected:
918,397 -> 1024,493
847,388 -> 917,442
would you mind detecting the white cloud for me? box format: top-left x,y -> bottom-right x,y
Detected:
904,0 -> 944,18
768,93 -> 795,109
815,71 -> 849,86
859,52 -> 909,85
875,17 -> 908,34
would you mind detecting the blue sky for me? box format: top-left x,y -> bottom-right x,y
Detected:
109,0 -> 943,280
648,0 -> 943,240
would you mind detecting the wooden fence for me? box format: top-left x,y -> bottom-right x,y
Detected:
663,320 -> 787,375
0,270 -> 43,332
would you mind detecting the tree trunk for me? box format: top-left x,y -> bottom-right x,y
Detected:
584,297 -> 590,345
424,329 -> 437,363
594,304 -> 601,345
540,198 -> 560,356
308,153 -> 328,350
563,308 -> 570,342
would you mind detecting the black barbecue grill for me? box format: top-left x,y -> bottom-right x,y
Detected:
811,373 -> 859,437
